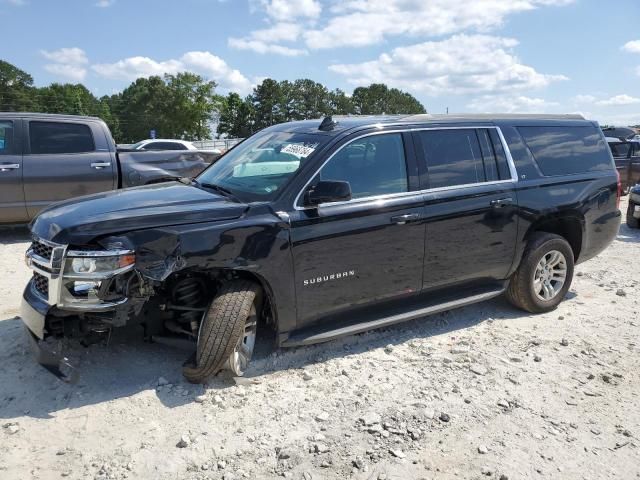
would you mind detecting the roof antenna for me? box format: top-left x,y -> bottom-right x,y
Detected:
319,116 -> 338,131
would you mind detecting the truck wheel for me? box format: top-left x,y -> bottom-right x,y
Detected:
506,233 -> 574,313
182,280 -> 260,383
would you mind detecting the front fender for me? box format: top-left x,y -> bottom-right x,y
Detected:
101,212 -> 297,333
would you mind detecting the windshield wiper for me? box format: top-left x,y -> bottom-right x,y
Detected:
195,181 -> 239,201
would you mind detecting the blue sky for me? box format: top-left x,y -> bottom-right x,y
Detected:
2,0 -> 640,125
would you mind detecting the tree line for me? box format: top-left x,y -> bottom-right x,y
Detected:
0,59 -> 426,143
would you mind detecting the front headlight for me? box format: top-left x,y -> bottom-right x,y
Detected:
630,192 -> 640,203
64,250 -> 135,278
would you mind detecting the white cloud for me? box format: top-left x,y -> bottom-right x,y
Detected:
228,22 -> 307,56
238,0 -> 572,56
43,64 -> 87,82
595,94 -> 640,106
329,35 -> 567,96
571,94 -> 597,104
41,47 -> 88,82
92,57 -> 183,79
4,0 -> 27,5
92,51 -> 252,94
228,38 -> 307,56
468,95 -> 558,113
259,0 -> 321,20
305,0 -> 573,49
95,0 -> 115,6
41,47 -> 88,66
622,40 -> 640,54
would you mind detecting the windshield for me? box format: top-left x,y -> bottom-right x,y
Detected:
196,131 -> 327,201
129,141 -> 147,150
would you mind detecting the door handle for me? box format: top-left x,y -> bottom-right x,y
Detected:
390,213 -> 421,224
490,197 -> 513,208
0,163 -> 20,172
91,162 -> 111,169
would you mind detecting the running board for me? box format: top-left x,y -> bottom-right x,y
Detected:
281,285 -> 505,348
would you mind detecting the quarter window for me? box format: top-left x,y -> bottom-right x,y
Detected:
0,121 -> 14,155
518,125 -> 611,176
419,129 -> 485,188
318,133 -> 408,199
29,121 -> 95,154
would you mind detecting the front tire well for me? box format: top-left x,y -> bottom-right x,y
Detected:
161,269 -> 275,330
528,216 -> 583,261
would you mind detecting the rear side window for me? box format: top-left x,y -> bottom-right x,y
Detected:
0,121 -> 14,155
29,121 -> 95,154
518,125 -> 612,176
419,129 -> 485,188
143,142 -> 187,150
608,142 -> 631,158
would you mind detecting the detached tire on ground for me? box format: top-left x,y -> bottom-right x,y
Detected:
183,280 -> 261,384
506,232 -> 575,313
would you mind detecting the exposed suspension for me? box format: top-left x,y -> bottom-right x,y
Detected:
168,276 -> 207,336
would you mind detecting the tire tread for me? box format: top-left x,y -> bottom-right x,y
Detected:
183,280 -> 259,383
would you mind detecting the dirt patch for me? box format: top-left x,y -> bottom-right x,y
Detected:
0,201 -> 638,479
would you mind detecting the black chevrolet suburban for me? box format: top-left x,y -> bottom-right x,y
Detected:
21,114 -> 621,382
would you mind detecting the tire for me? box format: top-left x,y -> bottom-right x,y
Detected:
182,280 -> 260,383
506,232 -> 575,313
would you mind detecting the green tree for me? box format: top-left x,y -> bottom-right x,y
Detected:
288,79 -> 332,120
352,83 -> 426,115
0,60 -> 38,111
217,92 -> 256,138
251,78 -> 288,130
114,73 -> 218,142
35,83 -> 100,116
328,88 -> 354,115
163,72 -> 219,140
114,76 -> 167,143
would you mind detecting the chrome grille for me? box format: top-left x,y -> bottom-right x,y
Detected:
33,272 -> 49,297
31,240 -> 53,260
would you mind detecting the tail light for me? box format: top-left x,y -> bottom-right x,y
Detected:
616,169 -> 622,209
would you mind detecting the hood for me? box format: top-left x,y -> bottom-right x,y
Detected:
30,182 -> 248,245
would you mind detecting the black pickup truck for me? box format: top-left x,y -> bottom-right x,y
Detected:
20,114 -> 621,382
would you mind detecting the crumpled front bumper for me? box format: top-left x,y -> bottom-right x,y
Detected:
21,282 -> 78,383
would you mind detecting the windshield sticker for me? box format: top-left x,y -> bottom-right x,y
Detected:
280,143 -> 317,158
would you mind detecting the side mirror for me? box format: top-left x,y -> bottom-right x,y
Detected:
304,180 -> 352,206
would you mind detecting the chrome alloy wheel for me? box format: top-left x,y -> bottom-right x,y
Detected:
533,250 -> 567,301
225,304 -> 257,376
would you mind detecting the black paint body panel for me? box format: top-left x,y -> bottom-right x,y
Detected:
24,115 -> 621,342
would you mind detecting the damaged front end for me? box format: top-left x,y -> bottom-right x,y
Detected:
22,236 -> 153,382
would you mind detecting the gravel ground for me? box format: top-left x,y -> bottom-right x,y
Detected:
0,199 -> 638,480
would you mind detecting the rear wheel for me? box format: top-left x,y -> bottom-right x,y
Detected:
506,233 -> 574,313
182,280 -> 260,383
